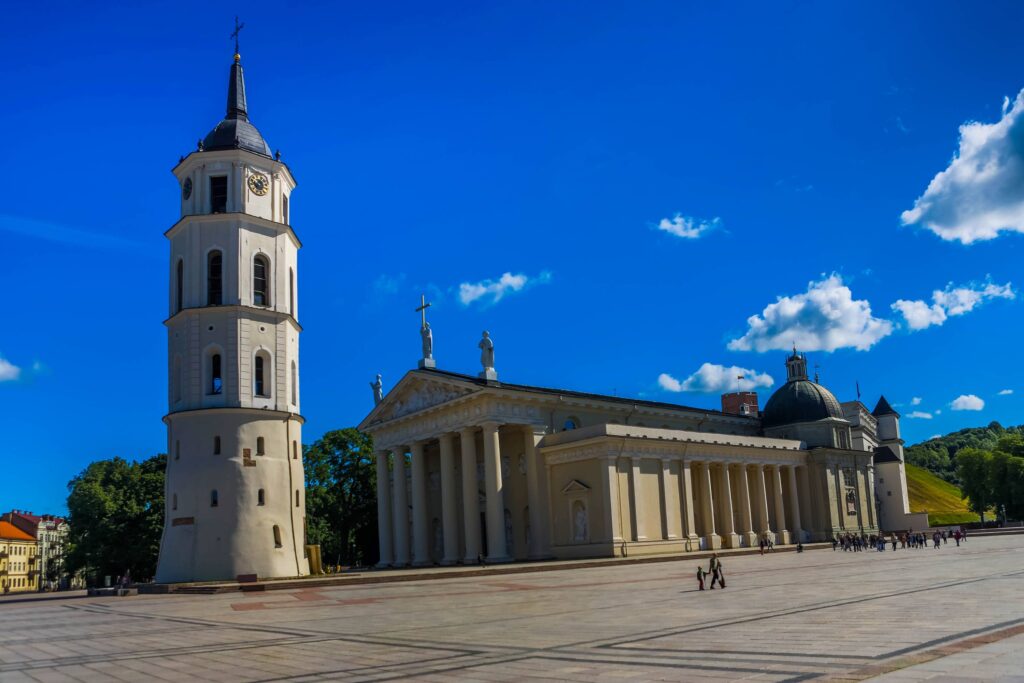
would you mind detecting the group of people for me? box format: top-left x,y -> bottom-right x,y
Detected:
696,553 -> 725,590
831,527 -> 967,553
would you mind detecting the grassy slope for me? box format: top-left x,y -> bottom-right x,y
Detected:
905,463 -> 980,526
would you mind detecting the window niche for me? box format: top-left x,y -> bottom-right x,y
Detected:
213,436 -> 221,455
210,176 -> 227,214
253,255 -> 270,307
254,353 -> 271,397
210,490 -> 219,507
273,525 -> 282,548
256,436 -> 265,455
207,251 -> 223,305
257,489 -> 265,506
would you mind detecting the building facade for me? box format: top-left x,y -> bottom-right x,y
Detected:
2,511 -> 70,590
0,521 -> 39,594
361,350 -> 919,567
155,47 -> 309,583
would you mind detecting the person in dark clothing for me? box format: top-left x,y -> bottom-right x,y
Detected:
696,565 -> 706,591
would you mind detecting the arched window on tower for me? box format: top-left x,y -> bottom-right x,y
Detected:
273,525 -> 282,548
210,353 -> 222,395
257,489 -> 265,506
253,255 -> 270,306
210,490 -> 219,507
289,268 -> 295,316
256,436 -> 265,455
175,259 -> 184,313
213,436 -> 221,455
172,493 -> 177,511
295,489 -> 300,507
207,251 -> 223,305
254,352 -> 271,397
282,194 -> 289,224
292,440 -> 298,460
291,361 -> 297,405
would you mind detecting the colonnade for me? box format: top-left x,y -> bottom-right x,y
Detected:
631,460 -> 809,550
375,422 -> 549,567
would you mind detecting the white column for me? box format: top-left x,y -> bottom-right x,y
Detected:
482,421 -> 510,562
410,440 -> 430,566
523,425 -> 549,559
718,464 -> 740,548
787,465 -> 803,543
439,433 -> 459,565
600,456 -> 623,545
680,459 -> 698,544
700,462 -> 721,549
772,465 -> 790,545
866,464 -> 877,530
459,428 -> 481,564
629,457 -> 646,541
660,459 -> 680,540
375,450 -> 393,567
391,446 -> 410,566
798,465 -> 815,539
736,463 -> 756,547
755,464 -> 773,541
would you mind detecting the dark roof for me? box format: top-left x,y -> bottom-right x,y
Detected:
761,379 -> 845,428
872,395 -> 899,417
416,368 -> 755,421
201,57 -> 272,157
873,445 -> 901,464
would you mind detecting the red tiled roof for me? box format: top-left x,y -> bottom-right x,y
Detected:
0,520 -> 36,541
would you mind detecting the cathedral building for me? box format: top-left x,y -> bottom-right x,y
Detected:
360,346 -> 923,566
155,47 -> 309,583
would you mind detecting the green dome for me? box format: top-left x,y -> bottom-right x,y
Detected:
762,379 -> 844,428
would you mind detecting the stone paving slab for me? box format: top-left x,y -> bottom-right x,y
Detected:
0,535 -> 1021,681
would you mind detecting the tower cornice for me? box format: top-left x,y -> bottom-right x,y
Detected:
163,304 -> 303,331
164,212 -> 302,249
173,149 -> 297,187
163,406 -> 305,424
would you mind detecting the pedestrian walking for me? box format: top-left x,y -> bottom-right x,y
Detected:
696,565 -> 706,591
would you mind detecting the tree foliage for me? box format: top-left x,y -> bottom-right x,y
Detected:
303,428 -> 378,567
66,454 -> 166,583
955,434 -> 1024,523
906,421 -> 1024,485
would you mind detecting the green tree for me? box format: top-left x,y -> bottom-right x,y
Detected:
992,434 -> 1024,522
303,428 -> 378,567
66,454 -> 166,584
955,447 -> 993,523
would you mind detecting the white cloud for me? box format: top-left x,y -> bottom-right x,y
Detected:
911,396 -> 923,406
372,273 -> 405,295
998,388 -> 1014,395
658,373 -> 683,392
892,280 -> 1015,330
458,271 -> 551,306
661,363 -> 775,393
907,411 -> 933,419
0,356 -> 21,382
656,214 -> 720,239
901,89 -> 1024,244
951,394 -> 985,411
728,274 -> 893,352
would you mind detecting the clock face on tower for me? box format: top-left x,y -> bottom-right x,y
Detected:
248,172 -> 269,196
182,177 -> 192,200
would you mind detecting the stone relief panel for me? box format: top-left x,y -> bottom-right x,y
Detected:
381,382 -> 475,421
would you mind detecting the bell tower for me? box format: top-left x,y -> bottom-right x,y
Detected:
156,43 -> 309,583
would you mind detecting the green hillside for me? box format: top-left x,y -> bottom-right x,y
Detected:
905,421 -> 1024,485
905,462 -> 980,527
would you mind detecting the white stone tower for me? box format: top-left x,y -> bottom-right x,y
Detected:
155,46 -> 309,583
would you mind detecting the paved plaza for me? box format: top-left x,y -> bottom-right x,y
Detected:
1,535 -> 1023,682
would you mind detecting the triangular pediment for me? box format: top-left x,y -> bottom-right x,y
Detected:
561,479 -> 590,494
360,372 -> 479,427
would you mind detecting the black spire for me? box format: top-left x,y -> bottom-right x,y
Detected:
226,57 -> 248,121
872,395 -> 899,417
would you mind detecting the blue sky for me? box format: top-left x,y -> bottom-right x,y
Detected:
2,1 -> 1022,514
